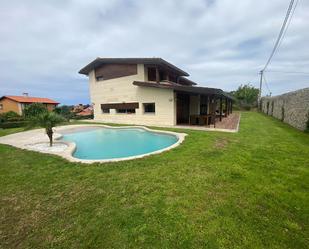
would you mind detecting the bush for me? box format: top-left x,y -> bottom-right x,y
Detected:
54,105 -> 74,121
0,121 -> 29,129
23,103 -> 48,118
0,111 -> 21,123
230,84 -> 259,110
71,114 -> 94,120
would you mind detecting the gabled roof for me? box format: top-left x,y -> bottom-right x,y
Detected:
79,57 -> 189,76
133,81 -> 234,100
0,95 -> 59,104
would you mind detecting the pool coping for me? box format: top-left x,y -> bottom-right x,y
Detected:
0,124 -> 187,164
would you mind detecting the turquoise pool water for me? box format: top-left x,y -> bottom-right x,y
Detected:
60,128 -> 178,160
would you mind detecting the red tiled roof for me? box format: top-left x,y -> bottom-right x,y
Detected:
76,107 -> 93,116
1,95 -> 59,104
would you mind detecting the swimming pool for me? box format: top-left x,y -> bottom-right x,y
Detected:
60,127 -> 179,160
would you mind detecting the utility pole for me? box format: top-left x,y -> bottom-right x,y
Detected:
258,70 -> 263,107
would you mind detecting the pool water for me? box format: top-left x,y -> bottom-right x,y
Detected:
60,128 -> 178,160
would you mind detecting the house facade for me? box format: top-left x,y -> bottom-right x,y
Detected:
79,58 -> 233,126
0,95 -> 59,115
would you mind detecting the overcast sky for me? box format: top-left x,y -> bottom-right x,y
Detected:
0,0 -> 308,104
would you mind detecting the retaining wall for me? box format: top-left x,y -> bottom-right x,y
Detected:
260,88 -> 309,131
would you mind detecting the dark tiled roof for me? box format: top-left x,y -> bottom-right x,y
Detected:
132,81 -> 234,100
79,58 -> 189,76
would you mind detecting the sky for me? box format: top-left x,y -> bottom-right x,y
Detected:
0,0 -> 308,105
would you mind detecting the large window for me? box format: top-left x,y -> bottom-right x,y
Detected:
101,102 -> 138,114
143,103 -> 155,114
102,108 -> 110,114
116,109 -> 136,114
0,104 -> 3,110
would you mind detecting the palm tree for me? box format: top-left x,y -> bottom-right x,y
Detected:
33,112 -> 65,146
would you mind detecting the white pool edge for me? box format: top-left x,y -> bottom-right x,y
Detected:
0,124 -> 186,164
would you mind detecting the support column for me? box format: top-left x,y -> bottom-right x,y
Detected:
225,98 -> 228,117
207,95 -> 210,115
213,97 -> 216,128
156,67 -> 160,83
230,100 -> 233,114
166,73 -> 170,82
219,97 -> 223,121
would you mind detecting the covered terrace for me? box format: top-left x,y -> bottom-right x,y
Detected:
133,81 -> 234,128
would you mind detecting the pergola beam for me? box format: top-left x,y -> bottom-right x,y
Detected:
219,97 -> 223,121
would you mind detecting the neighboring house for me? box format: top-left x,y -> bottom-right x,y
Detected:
0,95 -> 59,115
72,104 -> 85,113
76,106 -> 93,116
79,58 -> 233,126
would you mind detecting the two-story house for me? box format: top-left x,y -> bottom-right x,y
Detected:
79,58 -> 233,126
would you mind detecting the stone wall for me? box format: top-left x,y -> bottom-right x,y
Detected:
261,88 -> 309,131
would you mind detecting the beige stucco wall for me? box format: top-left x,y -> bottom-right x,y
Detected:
89,64 -> 176,126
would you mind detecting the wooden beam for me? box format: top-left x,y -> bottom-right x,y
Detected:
213,97 -> 216,127
156,66 -> 160,83
219,97 -> 223,121
207,95 -> 210,115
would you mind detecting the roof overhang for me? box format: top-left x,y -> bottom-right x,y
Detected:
0,95 -> 59,104
79,58 -> 189,76
133,81 -> 234,100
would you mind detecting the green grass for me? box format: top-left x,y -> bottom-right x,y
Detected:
0,112 -> 308,249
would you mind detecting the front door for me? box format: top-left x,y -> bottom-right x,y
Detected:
176,93 -> 190,124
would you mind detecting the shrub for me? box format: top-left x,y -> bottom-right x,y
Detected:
0,111 -> 21,123
23,103 -> 48,118
0,121 -> 29,129
230,84 -> 259,110
71,114 -> 94,120
54,105 -> 74,121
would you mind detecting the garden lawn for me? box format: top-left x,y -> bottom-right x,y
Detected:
0,112 -> 308,249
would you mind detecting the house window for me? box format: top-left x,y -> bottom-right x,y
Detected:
102,108 -> 110,114
0,104 -> 3,110
116,109 -> 136,114
96,76 -> 104,81
143,103 -> 155,114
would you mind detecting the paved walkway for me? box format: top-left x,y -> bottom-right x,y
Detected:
83,112 -> 241,133
214,113 -> 241,130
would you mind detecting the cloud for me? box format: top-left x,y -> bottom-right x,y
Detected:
0,0 -> 308,104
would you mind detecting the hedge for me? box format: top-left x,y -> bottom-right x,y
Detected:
71,115 -> 94,120
0,121 -> 29,129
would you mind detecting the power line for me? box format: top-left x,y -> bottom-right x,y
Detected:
258,0 -> 297,102
265,70 -> 309,75
261,0 -> 295,72
276,0 -> 299,53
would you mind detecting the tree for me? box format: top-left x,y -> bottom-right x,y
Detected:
231,84 -> 260,110
23,103 -> 48,118
54,105 -> 74,121
31,112 -> 65,146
